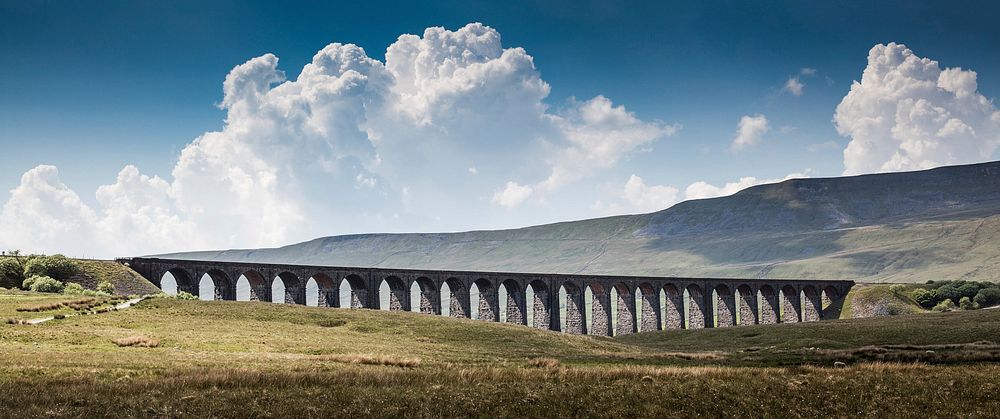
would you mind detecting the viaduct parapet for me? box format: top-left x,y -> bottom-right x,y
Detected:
122,257 -> 854,335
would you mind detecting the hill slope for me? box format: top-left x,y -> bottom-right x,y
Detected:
159,161 -> 1000,282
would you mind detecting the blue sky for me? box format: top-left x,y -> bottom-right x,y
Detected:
2,1 -> 999,257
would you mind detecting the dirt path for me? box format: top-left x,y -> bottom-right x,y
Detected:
25,296 -> 146,325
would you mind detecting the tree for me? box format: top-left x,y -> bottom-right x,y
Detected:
973,288 -> 1000,308
936,283 -> 963,303
910,288 -> 938,308
957,282 -> 983,300
0,258 -> 24,289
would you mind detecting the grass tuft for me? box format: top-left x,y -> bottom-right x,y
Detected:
114,335 -> 160,348
526,357 -> 561,368
314,354 -> 421,368
317,319 -> 346,328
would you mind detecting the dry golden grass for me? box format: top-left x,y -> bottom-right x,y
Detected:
15,302 -> 65,312
312,354 -> 421,368
113,335 -> 159,348
526,357 -> 561,368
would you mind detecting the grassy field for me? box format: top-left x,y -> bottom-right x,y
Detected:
1,292 -> 999,417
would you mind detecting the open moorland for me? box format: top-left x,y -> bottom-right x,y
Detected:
2,290 -> 1000,417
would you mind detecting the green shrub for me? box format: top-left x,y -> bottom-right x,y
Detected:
973,288 -> 1000,308
911,288 -> 938,308
0,258 -> 24,289
959,296 -> 978,310
23,255 -> 79,281
97,281 -> 116,295
63,282 -> 85,295
933,299 -> 956,312
175,291 -> 198,300
23,275 -> 65,293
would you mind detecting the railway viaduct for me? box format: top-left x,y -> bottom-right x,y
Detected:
122,257 -> 854,335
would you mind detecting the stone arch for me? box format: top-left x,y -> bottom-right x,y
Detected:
500,279 -> 526,325
380,276 -> 409,311
198,269 -> 233,301
559,282 -> 585,334
473,278 -> 498,321
413,277 -> 439,314
736,284 -> 757,326
758,285 -> 779,324
272,272 -> 304,305
307,273 -> 338,307
685,284 -> 707,329
637,283 -> 660,332
236,270 -> 269,302
612,282 -> 636,335
340,274 -> 367,309
588,282 -> 612,336
802,285 -> 821,322
160,267 -> 195,295
444,278 -> 469,318
821,285 -> 843,320
662,284 -> 683,329
780,285 -> 800,323
528,280 -> 550,330
713,284 -> 735,328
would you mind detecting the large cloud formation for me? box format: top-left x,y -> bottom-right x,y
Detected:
835,43 -> 1000,175
0,23 -> 676,257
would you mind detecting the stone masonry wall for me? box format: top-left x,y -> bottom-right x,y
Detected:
450,287 -> 469,318
760,288 -> 778,324
802,288 -> 821,322
664,287 -> 683,329
532,288 -> 550,329
715,287 -> 735,328
614,285 -> 637,336
590,286 -> 612,336
478,286 -> 498,322
687,286 -> 706,329
505,291 -> 525,325
781,287 -> 800,323
564,288 -> 585,334
640,288 -> 660,332
738,287 -> 757,326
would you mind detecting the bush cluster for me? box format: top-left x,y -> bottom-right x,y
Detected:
22,275 -> 65,293
97,281 -> 116,295
912,280 -> 1000,310
2,252 -> 82,291
23,254 -> 79,280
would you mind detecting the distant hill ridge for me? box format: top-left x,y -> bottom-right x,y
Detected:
158,161 -> 1000,283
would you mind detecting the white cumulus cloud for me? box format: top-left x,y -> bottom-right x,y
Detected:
492,182 -> 534,208
621,175 -> 680,212
835,42 -> 1000,175
783,77 -> 804,96
0,23 -> 675,256
731,114 -> 770,151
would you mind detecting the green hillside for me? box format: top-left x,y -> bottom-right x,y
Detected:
160,161 -> 1000,283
